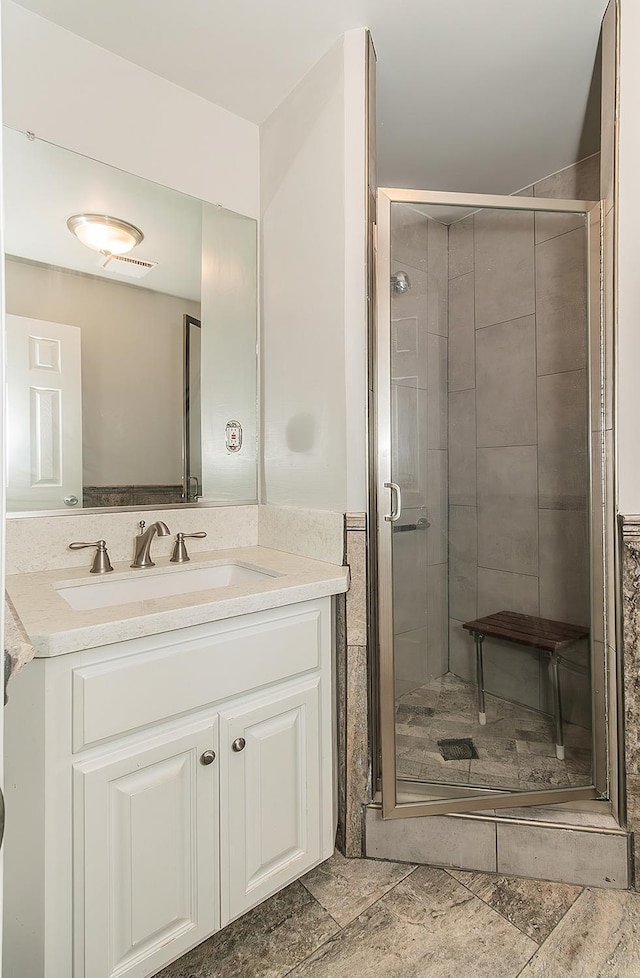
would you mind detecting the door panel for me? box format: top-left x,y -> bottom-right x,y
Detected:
6,314 -> 82,511
219,679 -> 321,924
376,188 -> 604,818
74,719 -> 218,978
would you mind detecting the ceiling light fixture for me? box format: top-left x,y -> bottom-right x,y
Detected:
66,213 -> 144,256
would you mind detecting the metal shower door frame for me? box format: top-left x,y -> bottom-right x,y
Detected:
375,187 -> 606,820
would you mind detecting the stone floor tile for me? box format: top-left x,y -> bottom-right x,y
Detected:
288,866 -> 537,978
518,887 -> 640,976
448,869 -> 582,943
396,674 -> 590,792
154,880 -> 339,978
300,850 -> 417,928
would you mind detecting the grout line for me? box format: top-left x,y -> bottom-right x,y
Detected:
443,869 -> 535,948
475,311 -> 536,332
537,365 -> 588,380
533,206 -> 542,702
513,886 -> 588,978
285,864 -> 421,977
472,215 -> 479,626
534,222 -> 586,248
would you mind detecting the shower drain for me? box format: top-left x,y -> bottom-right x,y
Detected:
437,738 -> 479,761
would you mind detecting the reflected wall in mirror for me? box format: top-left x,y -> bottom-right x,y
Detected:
3,126 -> 257,513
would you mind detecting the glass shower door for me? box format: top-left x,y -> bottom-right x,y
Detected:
376,188 -> 605,818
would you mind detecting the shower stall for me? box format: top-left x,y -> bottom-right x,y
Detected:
375,187 -> 609,819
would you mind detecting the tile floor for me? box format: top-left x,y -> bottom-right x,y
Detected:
157,849 -> 640,978
396,673 -> 592,791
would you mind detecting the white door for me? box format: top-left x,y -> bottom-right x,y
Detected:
219,679 -> 322,925
74,719 -> 219,978
6,314 -> 82,511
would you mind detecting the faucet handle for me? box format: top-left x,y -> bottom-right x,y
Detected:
170,531 -> 207,564
68,540 -> 114,574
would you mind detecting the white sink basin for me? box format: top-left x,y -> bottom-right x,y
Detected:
57,562 -> 277,611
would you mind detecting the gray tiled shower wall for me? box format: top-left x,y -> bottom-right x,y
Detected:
391,154 -> 599,723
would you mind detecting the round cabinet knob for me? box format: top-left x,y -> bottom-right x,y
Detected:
64,495 -> 79,506
200,750 -> 216,766
232,737 -> 246,753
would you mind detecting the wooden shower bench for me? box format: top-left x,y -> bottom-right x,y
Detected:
462,611 -> 589,760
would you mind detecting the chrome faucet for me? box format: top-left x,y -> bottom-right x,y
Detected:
131,520 -> 170,568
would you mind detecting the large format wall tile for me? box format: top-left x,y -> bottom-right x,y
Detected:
449,618 -> 475,680
476,316 -> 537,447
474,209 -> 535,329
365,810 -> 497,872
427,562 -> 449,679
448,389 -> 476,507
426,449 -> 448,565
535,226 -> 588,376
537,370 -> 588,510
391,265 -> 428,389
482,638 -> 541,711
534,154 -> 600,205
391,384 -> 427,508
448,214 -> 474,279
477,446 -> 538,576
427,218 -> 449,336
427,332 -> 448,450
539,509 -> 590,626
392,509 -> 428,634
394,626 -> 428,695
534,208 -> 587,247
448,271 -> 475,391
449,505 -> 478,622
391,203 -> 428,271
496,823 -> 629,888
477,567 -> 539,618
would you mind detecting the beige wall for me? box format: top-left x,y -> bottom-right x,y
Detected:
3,2 -> 259,219
200,206 -> 257,502
5,258 -> 200,485
260,30 -> 368,512
616,0 -> 640,514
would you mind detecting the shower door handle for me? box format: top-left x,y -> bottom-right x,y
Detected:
384,482 -> 402,522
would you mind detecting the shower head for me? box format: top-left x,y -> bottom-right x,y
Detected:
391,270 -> 411,294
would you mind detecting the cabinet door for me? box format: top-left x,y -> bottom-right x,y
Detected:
74,718 -> 219,978
219,678 -> 322,924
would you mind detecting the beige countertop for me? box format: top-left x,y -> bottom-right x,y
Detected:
6,546 -> 349,659
5,593 -> 35,683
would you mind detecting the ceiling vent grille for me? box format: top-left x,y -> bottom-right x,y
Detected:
97,253 -> 158,278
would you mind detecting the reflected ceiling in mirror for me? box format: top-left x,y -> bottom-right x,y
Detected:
3,127 -> 258,515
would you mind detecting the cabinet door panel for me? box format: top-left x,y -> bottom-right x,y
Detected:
220,679 -> 321,923
74,719 -> 218,978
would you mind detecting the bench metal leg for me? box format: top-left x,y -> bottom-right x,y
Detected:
550,651 -> 564,760
474,632 -> 486,725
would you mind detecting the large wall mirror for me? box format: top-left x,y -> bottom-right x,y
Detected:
3,126 -> 258,514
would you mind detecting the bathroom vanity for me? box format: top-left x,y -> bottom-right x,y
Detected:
4,547 -> 348,978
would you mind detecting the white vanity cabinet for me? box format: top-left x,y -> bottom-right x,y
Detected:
4,597 -> 334,978
219,677 -> 322,923
76,717 -> 220,978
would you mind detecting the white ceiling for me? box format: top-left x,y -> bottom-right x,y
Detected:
11,0 -> 608,194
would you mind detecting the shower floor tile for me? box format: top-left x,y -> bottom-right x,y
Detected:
395,673 -> 591,792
